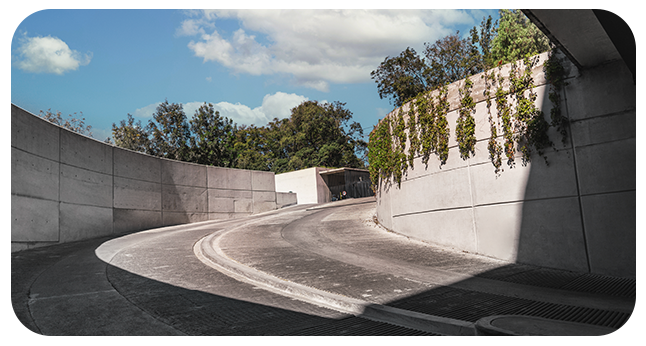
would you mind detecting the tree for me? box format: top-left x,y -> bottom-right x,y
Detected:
146,100 -> 191,161
424,31 -> 480,89
276,101 -> 367,173
370,47 -> 430,107
39,109 -> 92,137
111,113 -> 150,153
232,125 -> 270,171
189,102 -> 237,167
491,9 -> 550,65
469,15 -> 497,71
371,10 -> 550,104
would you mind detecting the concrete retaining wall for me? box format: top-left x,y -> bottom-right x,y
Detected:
11,105 -> 295,251
375,51 -> 635,277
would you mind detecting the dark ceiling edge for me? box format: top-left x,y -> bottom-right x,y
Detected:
521,9 -> 583,70
591,9 -> 636,83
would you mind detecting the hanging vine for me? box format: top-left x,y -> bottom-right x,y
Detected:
494,68 -> 515,167
368,116 -> 393,191
392,109 -> 408,187
509,55 -> 552,165
544,49 -> 569,146
407,103 -> 420,169
368,51 -> 568,190
456,77 -> 476,159
483,70 -> 503,174
434,85 -> 450,166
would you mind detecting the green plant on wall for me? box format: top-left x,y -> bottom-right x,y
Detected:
509,55 -> 552,165
494,68 -> 515,166
544,49 -> 569,146
392,109 -> 409,187
483,70 -> 503,174
368,116 -> 394,191
368,50 -> 568,189
456,77 -> 477,159
407,104 -> 420,169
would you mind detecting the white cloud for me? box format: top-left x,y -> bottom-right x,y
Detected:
14,35 -> 92,74
133,103 -> 160,118
135,92 -> 308,127
181,9 -> 479,91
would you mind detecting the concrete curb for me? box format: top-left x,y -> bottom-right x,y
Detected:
194,228 -> 476,336
474,315 -> 617,336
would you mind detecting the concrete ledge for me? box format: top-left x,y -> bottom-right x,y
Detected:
474,315 -> 616,336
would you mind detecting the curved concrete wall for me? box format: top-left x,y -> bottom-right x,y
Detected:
11,105 -> 294,252
375,52 -> 635,277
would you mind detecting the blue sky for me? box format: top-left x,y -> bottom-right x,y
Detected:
10,7 -> 504,142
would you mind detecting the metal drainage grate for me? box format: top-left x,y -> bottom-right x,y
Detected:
476,266 -> 582,289
284,316 -> 439,336
560,274 -> 636,297
387,286 -> 632,330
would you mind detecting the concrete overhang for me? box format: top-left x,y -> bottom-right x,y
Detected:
522,9 -> 635,82
318,167 -> 370,176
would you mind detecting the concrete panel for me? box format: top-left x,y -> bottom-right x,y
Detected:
234,199 -> 253,213
390,166 -> 472,216
59,203 -> 113,242
470,148 -> 578,206
581,191 -> 636,277
392,208 -> 477,253
405,146 -> 469,180
208,166 -> 251,190
209,212 -> 236,220
252,170 -> 275,191
208,197 -> 235,213
113,209 -> 163,234
564,60 -> 635,121
162,185 -> 207,212
11,195 -> 59,242
375,183 -> 393,230
515,197 -> 589,272
162,212 -> 209,226
570,110 -> 635,148
114,176 -> 162,211
474,202 -> 523,262
475,198 -> 589,272
12,148 -> 59,201
276,192 -> 297,208
253,201 -> 277,214
113,147 -> 161,183
11,105 -> 59,160
161,159 -> 206,187
208,188 -> 252,199
252,191 -> 276,203
575,138 -> 635,195
59,164 -> 113,208
60,129 -> 112,174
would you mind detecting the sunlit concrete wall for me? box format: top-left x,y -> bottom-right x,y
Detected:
375,51 -> 635,277
11,104 -> 295,252
275,167 -> 331,204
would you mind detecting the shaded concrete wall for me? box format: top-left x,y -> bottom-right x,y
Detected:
275,167 -> 331,204
375,51 -> 635,277
11,105 -> 295,252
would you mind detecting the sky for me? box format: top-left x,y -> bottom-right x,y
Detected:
9,5 -> 501,142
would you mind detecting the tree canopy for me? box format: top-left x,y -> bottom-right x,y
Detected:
371,9 -> 550,106
111,100 -> 367,174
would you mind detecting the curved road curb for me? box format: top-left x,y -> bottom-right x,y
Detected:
194,228 -> 476,336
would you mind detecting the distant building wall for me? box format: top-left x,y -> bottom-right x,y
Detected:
375,51 -> 635,277
11,105 -> 294,252
275,167 -> 330,204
